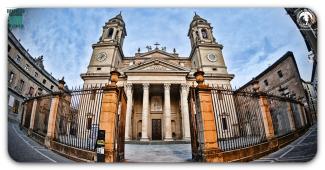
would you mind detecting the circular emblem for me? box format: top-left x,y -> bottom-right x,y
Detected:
96,52 -> 107,62
207,53 -> 217,62
296,9 -> 316,29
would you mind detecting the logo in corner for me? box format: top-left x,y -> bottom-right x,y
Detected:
296,9 -> 316,29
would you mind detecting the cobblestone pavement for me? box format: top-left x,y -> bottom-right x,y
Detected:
8,121 -> 74,163
124,143 -> 192,162
254,124 -> 317,162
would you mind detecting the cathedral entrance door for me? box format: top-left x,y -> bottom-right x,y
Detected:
152,119 -> 162,140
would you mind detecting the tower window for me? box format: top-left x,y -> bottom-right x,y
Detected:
212,68 -> 217,71
264,79 -> 269,86
97,67 -> 101,71
43,79 -> 46,84
115,30 -> 119,40
277,70 -> 283,78
201,29 -> 208,39
50,85 -> 54,90
108,28 -> 114,38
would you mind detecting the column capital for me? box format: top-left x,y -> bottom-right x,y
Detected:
125,83 -> 132,90
164,83 -> 171,90
181,83 -> 189,91
143,83 -> 150,90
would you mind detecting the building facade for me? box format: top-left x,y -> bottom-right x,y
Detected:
301,80 -> 317,123
81,13 -> 235,141
8,30 -> 60,122
237,51 -> 314,123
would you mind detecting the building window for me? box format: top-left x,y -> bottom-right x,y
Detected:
201,29 -> 208,39
212,68 -> 217,71
9,71 -> 15,84
16,55 -> 21,63
24,64 -> 30,71
97,67 -> 101,71
28,87 -> 34,96
87,117 -> 92,130
18,79 -> 25,92
108,28 -> 114,38
42,79 -> 46,84
277,70 -> 283,78
221,117 -> 228,130
34,72 -> 38,77
50,85 -> 54,90
264,80 -> 269,86
8,45 -> 12,52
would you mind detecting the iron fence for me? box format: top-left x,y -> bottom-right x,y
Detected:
54,85 -> 104,151
267,96 -> 293,137
190,86 -> 306,152
211,88 -> 267,151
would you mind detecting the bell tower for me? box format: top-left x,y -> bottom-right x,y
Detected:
188,13 -> 234,85
81,13 -> 127,85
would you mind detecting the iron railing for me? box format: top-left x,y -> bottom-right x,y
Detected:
54,85 -> 104,151
190,86 -> 307,152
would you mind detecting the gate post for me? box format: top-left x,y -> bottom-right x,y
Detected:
27,99 -> 38,136
98,70 -> 121,162
251,80 -> 275,140
286,102 -> 296,131
44,78 -> 65,148
193,70 -> 221,162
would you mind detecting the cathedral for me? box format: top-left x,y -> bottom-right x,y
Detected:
81,13 -> 234,141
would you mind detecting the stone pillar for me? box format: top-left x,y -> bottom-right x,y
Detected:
28,99 -> 38,135
99,86 -> 120,162
259,95 -> 275,140
141,83 -> 150,141
181,83 -> 191,140
298,104 -> 307,126
44,95 -> 60,148
125,83 -> 133,141
164,83 -> 173,141
286,102 -> 296,131
45,77 -> 65,148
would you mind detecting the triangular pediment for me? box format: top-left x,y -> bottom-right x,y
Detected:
122,59 -> 190,73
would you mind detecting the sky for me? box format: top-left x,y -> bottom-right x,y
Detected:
11,8 -> 313,89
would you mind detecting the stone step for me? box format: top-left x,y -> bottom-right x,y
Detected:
125,140 -> 191,145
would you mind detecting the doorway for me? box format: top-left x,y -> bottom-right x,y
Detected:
152,119 -> 162,140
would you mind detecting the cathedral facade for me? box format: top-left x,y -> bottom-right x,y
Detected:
81,13 -> 234,141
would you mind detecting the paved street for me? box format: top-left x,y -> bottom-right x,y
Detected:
7,121 -> 73,163
125,143 -> 192,162
255,124 -> 317,162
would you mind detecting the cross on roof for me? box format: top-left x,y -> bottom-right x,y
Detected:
154,42 -> 160,49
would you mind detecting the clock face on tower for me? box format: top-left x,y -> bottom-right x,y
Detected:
207,53 -> 217,62
96,52 -> 107,62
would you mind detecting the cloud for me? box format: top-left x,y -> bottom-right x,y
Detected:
11,8 -> 312,89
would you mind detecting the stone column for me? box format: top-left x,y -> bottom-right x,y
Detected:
164,83 -> 173,141
45,95 -> 60,148
141,83 -> 150,141
259,95 -> 275,140
125,83 -> 133,141
28,99 -> 38,135
286,102 -> 296,131
181,83 -> 191,140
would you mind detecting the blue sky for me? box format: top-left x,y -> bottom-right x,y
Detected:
11,8 -> 312,89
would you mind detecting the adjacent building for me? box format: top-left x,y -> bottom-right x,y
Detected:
237,51 -> 314,124
302,79 -> 317,123
81,13 -> 235,141
8,30 -> 60,122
